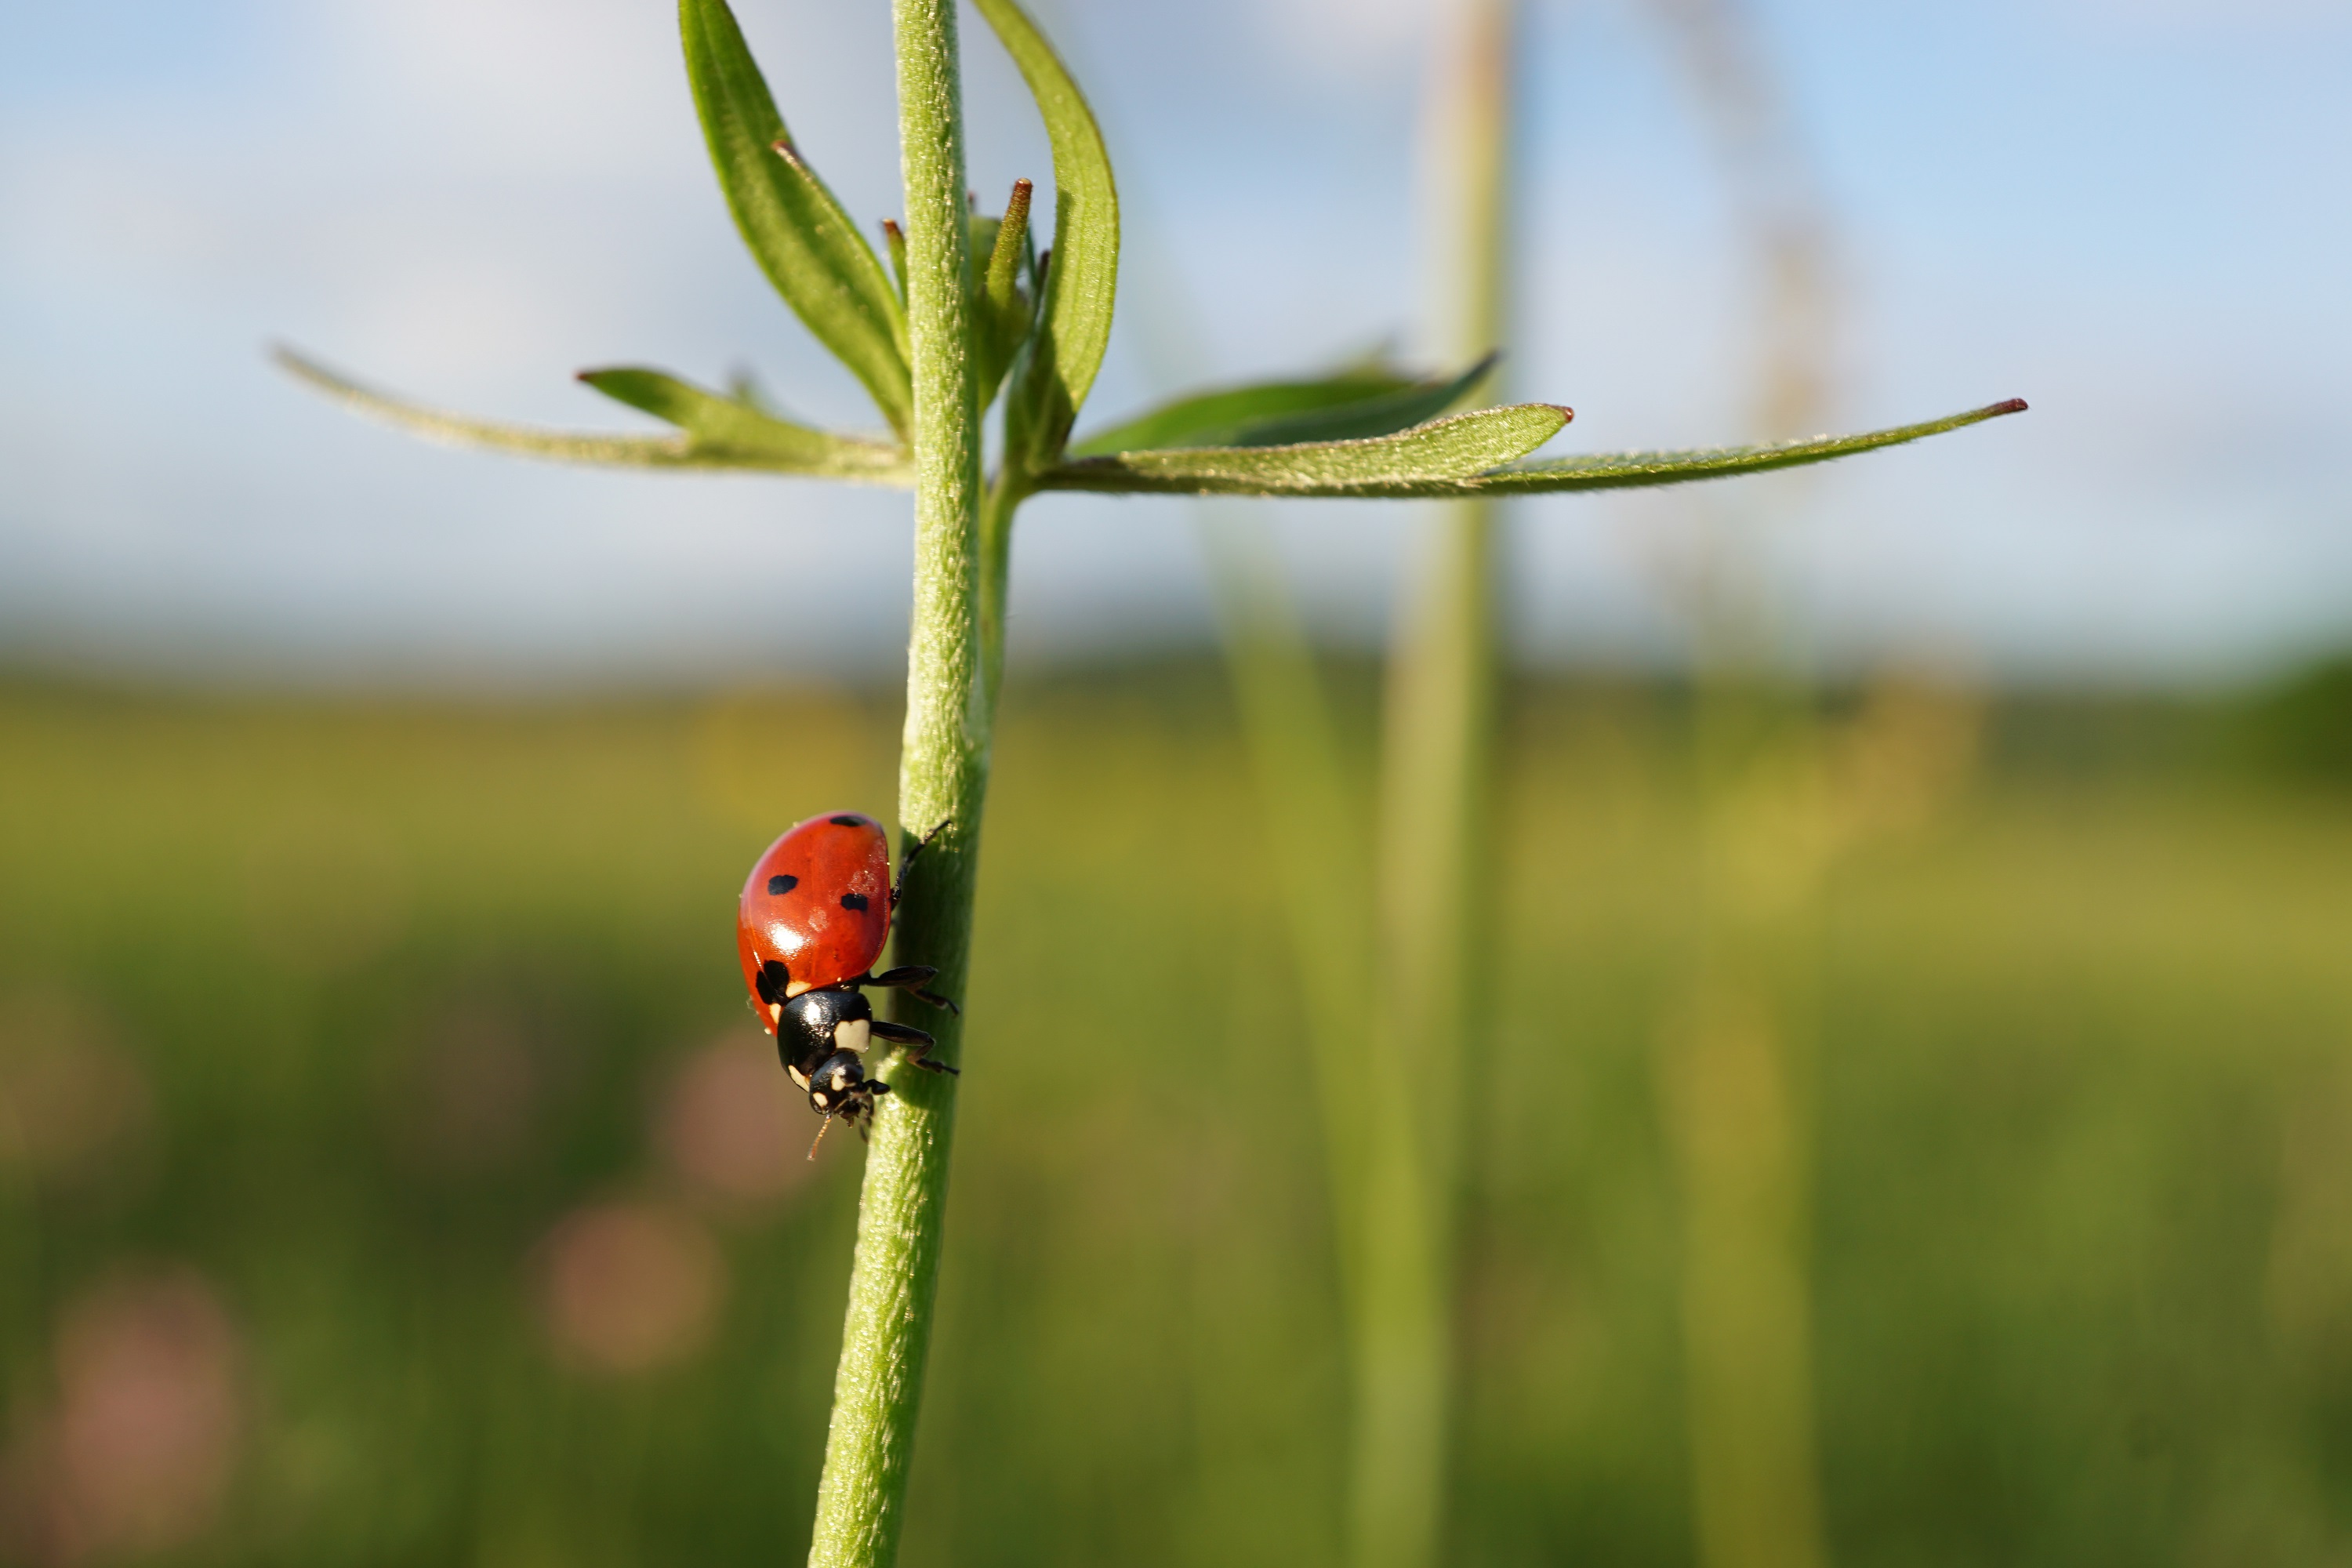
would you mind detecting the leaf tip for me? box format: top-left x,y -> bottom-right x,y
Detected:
269,343 -> 343,394
1544,403 -> 1574,425
1993,397 -> 2028,415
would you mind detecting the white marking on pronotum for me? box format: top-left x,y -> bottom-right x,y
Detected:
835,1018 -> 873,1055
787,1065 -> 810,1089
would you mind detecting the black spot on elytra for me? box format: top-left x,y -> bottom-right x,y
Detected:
768,874 -> 798,896
829,815 -> 865,828
756,960 -> 790,1004
840,892 -> 869,913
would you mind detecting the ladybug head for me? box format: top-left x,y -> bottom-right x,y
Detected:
805,1049 -> 890,1131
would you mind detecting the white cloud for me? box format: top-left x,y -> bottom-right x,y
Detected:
1240,0 -> 1441,85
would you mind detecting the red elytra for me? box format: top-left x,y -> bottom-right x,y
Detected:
736,812 -> 895,1030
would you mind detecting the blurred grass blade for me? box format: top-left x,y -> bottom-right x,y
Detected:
972,0 -> 1117,464
1197,510 -> 1377,1253
277,349 -> 913,484
1045,403 -> 1568,495
1071,354 -> 1498,456
577,366 -> 912,477
680,0 -> 913,437
1476,398 -> 2027,494
1043,397 -> 2023,498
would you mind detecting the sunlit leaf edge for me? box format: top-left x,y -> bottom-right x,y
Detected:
1039,398 -> 2026,499
1044,402 -> 1571,495
575,365 -> 912,477
275,348 -> 914,485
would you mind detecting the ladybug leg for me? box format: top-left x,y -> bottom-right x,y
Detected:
891,817 -> 955,903
862,965 -> 962,1016
869,1018 -> 960,1076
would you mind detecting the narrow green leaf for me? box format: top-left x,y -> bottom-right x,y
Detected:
973,179 -> 1038,412
982,179 -> 1033,318
576,366 -> 910,477
881,219 -> 909,303
971,0 -> 1118,466
1073,370 -> 1410,457
1040,397 -> 2025,499
679,0 -> 913,437
1238,354 -> 1497,447
275,349 -> 913,485
1044,404 -> 1569,495
1472,398 -> 2028,495
1070,354 -> 1498,456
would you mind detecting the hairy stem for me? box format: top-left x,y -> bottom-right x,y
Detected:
805,3 -> 984,1565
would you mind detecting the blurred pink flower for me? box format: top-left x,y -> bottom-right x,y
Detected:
0,993 -> 154,1185
535,1200 -> 725,1376
0,1269 -> 244,1564
655,1037 -> 807,1208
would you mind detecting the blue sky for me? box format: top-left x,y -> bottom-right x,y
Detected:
1,0 -> 2346,686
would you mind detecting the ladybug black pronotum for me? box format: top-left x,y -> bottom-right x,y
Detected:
735,812 -> 958,1146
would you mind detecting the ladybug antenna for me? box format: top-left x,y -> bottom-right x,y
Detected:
807,1115 -> 836,1162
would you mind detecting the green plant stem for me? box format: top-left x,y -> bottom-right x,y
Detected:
805,3 -> 985,1565
1355,5 -> 1514,1566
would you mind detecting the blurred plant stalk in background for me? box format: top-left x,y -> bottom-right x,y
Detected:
1357,4 -> 1515,1567
1644,4 -> 1983,1567
1649,0 -> 1838,1558
1199,6 -> 1516,1566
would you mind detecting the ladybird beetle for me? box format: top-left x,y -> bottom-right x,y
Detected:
737,812 -> 959,1139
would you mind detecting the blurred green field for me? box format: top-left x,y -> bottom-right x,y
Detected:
4,665 -> 2352,1567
